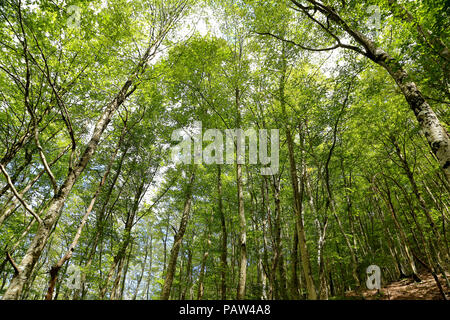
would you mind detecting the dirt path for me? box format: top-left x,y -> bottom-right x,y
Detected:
345,273 -> 450,300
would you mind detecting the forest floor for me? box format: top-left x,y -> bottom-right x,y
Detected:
344,273 -> 450,300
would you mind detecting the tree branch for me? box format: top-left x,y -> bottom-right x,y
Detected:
6,251 -> 19,275
255,31 -> 340,52
0,163 -> 43,224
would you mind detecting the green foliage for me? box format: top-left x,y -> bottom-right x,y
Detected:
0,0 -> 448,301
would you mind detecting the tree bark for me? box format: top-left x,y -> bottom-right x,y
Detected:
160,169 -> 195,300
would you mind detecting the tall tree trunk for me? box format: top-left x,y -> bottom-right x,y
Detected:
217,165 -> 227,300
160,169 -> 195,300
270,176 -> 288,299
133,235 -> 150,300
2,3 -> 187,299
390,136 -> 449,261
100,179 -> 145,299
118,241 -> 133,300
45,122 -> 127,300
235,86 -> 247,300
278,42 -> 317,299
144,235 -> 154,300
80,146 -> 129,299
290,222 -> 300,299
2,50 -> 155,301
305,165 -> 329,299
285,128 -> 317,300
197,235 -> 211,300
295,0 -> 450,180
321,83 -> 360,289
372,179 -> 421,281
181,248 -> 192,300
261,177 -> 273,299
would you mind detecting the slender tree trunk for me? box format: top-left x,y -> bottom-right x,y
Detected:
79,146 -> 129,299
279,45 -> 317,298
1,5 -> 187,298
144,235 -> 153,300
101,179 -> 145,299
290,222 -> 300,299
261,178 -> 273,299
217,165 -> 227,300
235,86 -> 247,300
2,55 -> 151,301
197,235 -> 211,300
372,179 -> 421,281
45,123 -> 127,300
160,169 -> 195,300
270,176 -> 288,299
285,128 -> 317,300
390,137 -> 449,261
133,236 -> 150,300
181,248 -> 192,300
118,241 -> 133,300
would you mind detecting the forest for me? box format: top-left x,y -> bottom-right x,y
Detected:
0,0 -> 449,301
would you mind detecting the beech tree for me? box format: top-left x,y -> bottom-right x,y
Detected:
0,0 -> 448,301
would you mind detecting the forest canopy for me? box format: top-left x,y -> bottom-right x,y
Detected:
0,0 -> 449,300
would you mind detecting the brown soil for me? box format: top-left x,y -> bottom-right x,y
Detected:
345,273 -> 450,300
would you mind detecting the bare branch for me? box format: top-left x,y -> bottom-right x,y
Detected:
6,251 -> 19,275
0,163 -> 43,224
255,31 -> 340,52
33,128 -> 58,193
